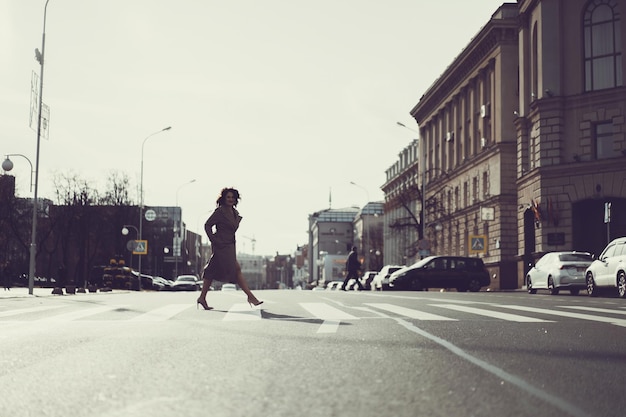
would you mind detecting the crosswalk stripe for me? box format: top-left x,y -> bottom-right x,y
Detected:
317,320 -> 341,333
300,303 -> 359,334
131,304 -> 191,321
497,305 -> 626,327
560,306 -> 626,316
300,303 -> 359,320
223,303 -> 262,321
37,305 -> 120,322
432,304 -> 553,322
365,303 -> 456,321
0,305 -> 64,318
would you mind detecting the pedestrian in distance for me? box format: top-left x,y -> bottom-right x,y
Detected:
197,187 -> 263,310
341,246 -> 364,291
1,261 -> 10,291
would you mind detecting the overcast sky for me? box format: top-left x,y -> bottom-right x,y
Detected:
1,0 -> 512,256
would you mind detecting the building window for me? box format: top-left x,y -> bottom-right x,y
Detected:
595,122 -> 620,159
584,0 -> 623,91
482,171 -> 490,198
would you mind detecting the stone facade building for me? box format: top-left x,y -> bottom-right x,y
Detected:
384,0 -> 626,289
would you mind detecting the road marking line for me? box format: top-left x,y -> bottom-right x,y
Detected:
37,305 -> 120,322
0,305 -> 64,318
317,320 -> 341,333
393,317 -> 592,417
497,305 -> 626,327
223,303 -> 262,321
560,306 -> 626,315
364,303 -> 456,321
300,303 -> 359,334
131,304 -> 190,321
300,303 -> 359,320
431,304 -> 553,322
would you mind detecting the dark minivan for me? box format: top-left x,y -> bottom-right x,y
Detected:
387,256 -> 490,292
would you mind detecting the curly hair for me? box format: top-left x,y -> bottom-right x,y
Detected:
216,187 -> 240,207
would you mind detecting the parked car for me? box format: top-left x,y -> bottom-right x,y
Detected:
325,281 -> 343,291
172,275 -> 200,291
221,283 -> 237,291
129,271 -> 156,291
152,276 -> 174,291
526,251 -> 593,295
388,256 -> 490,292
585,237 -> 626,298
359,271 -> 378,291
371,265 -> 404,291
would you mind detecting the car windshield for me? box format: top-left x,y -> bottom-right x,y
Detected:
177,276 -> 194,281
558,253 -> 592,262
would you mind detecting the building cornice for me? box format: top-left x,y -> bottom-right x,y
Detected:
410,4 -> 518,122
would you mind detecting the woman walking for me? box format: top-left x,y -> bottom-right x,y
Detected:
197,187 -> 263,310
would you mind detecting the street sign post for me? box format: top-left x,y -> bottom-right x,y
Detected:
133,240 -> 148,255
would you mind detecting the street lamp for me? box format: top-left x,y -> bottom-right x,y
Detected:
138,126 -> 172,289
2,155 -> 35,192
121,225 -> 139,270
175,179 -> 196,277
23,0 -> 52,295
350,181 -> 369,271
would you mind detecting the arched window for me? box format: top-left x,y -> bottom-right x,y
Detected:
584,0 -> 622,91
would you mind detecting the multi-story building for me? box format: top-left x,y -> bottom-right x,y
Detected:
515,0 -> 626,284
385,0 -> 626,289
352,201 -> 385,272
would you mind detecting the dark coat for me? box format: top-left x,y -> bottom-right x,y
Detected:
202,205 -> 242,283
346,250 -> 361,273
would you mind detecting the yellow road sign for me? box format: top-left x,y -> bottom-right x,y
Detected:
468,235 -> 486,254
133,240 -> 148,255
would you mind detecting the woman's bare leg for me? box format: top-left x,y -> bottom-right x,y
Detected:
197,267 -> 213,309
235,263 -> 262,305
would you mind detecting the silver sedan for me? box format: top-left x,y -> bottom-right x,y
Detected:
526,251 -> 593,295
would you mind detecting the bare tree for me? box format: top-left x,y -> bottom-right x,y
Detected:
101,171 -> 134,206
42,171 -> 135,287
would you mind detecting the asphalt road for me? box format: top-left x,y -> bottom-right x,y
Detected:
1,288 -> 625,417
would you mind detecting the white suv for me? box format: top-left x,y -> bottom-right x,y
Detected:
371,265 -> 404,291
585,237 -> 626,298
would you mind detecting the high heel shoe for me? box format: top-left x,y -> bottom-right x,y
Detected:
197,298 -> 213,310
247,298 -> 263,307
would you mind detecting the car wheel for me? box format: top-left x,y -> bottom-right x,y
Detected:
527,277 -> 537,294
586,273 -> 597,297
409,278 -> 424,291
548,277 -> 559,295
617,271 -> 626,299
570,289 -> 580,296
467,279 -> 481,292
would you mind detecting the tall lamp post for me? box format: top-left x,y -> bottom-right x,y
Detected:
175,179 -> 196,277
138,126 -> 172,289
121,225 -> 139,270
25,0 -> 52,295
349,181 -> 369,271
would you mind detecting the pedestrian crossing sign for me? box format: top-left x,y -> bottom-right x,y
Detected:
133,240 -> 148,255
468,235 -> 486,254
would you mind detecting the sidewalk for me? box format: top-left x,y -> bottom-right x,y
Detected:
0,287 -> 117,299
0,286 -> 58,299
